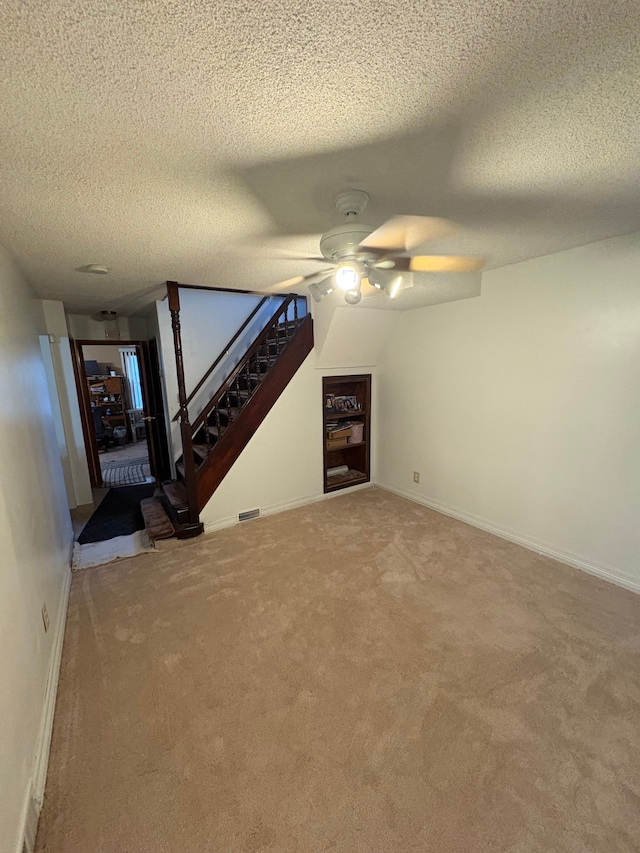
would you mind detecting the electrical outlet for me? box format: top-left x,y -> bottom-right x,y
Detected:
41,603 -> 49,633
413,471 -> 420,484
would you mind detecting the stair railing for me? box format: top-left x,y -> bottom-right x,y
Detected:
190,294 -> 303,437
171,294 -> 273,422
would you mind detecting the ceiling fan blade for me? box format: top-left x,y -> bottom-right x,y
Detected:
359,216 -> 460,253
389,255 -> 485,273
266,269 -> 334,293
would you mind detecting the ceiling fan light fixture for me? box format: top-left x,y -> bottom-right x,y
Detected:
344,288 -> 362,305
308,279 -> 334,304
335,262 -> 360,291
386,275 -> 403,299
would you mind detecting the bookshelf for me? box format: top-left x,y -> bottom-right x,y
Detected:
88,375 -> 128,434
322,374 -> 371,493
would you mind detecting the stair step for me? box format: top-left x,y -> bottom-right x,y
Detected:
159,479 -> 191,527
217,407 -> 240,421
162,480 -> 188,510
176,462 -> 185,480
207,424 -> 225,439
140,497 -> 175,541
193,443 -> 209,461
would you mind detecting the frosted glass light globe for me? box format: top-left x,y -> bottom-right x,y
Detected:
335,264 -> 360,291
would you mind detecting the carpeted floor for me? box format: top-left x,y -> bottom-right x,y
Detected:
76,483 -> 155,544
39,488 -> 640,852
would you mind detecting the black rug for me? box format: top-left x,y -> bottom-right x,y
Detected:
77,484 -> 155,545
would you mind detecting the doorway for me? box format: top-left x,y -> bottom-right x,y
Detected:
84,344 -> 150,486
71,338 -> 171,544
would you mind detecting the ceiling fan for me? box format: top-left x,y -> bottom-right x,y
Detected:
263,190 -> 485,305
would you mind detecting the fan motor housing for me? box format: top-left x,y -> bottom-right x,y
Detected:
319,223 -> 376,262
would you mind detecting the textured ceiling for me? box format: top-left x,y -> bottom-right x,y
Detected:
0,0 -> 639,313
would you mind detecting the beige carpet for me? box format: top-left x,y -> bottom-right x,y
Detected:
37,488 -> 640,852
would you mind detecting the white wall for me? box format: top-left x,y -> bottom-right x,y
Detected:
313,301 -> 399,368
39,302 -> 93,509
376,233 -> 640,591
66,313 -> 148,341
199,356 -> 376,530
0,247 -> 73,853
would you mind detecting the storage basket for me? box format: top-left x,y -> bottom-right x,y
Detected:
348,422 -> 364,444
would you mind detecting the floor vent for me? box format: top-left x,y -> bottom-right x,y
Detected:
238,508 -> 260,522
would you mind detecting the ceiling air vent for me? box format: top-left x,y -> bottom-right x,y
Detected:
238,508 -> 260,522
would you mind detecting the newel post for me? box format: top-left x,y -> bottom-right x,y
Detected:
168,281 -> 202,531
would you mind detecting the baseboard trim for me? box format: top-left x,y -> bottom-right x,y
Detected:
32,565 -> 72,799
375,482 -> 640,595
16,564 -> 71,853
202,482 -> 373,535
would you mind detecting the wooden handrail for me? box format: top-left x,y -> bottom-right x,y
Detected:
172,294 -> 273,421
190,295 -> 300,434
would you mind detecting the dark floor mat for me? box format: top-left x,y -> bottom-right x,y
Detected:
77,484 -> 155,544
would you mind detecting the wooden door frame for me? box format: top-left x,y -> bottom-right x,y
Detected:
70,338 -> 167,489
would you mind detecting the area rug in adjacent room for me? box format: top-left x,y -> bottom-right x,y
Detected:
77,483 -> 155,544
101,455 -> 151,486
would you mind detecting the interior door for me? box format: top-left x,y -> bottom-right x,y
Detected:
70,338 -> 104,488
139,339 -> 172,483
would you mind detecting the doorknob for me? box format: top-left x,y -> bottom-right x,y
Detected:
142,415 -> 156,422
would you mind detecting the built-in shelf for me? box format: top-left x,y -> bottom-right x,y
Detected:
326,410 -> 367,419
322,374 -> 371,494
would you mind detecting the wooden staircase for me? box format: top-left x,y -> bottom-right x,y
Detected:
144,289 -> 313,541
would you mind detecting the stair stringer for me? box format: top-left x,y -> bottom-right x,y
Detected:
195,313 -> 314,510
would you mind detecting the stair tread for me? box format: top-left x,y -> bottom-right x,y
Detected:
162,480 -> 188,509
140,497 -> 175,541
176,462 -> 185,480
193,443 -> 209,460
